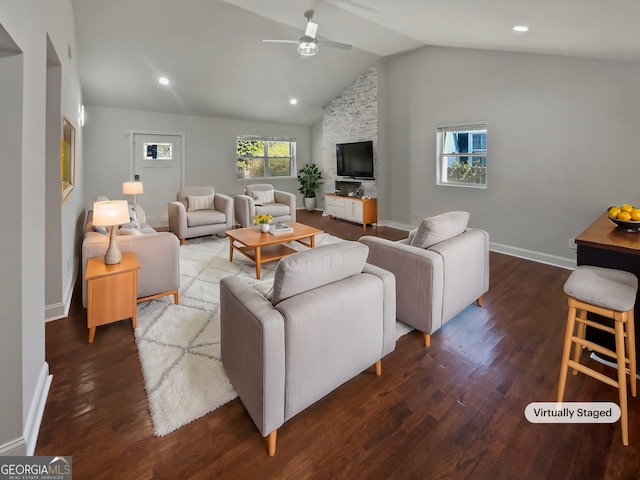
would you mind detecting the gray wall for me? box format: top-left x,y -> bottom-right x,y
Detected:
0,0 -> 84,455
310,119 -> 324,209
378,46 -> 640,266
83,106 -> 311,214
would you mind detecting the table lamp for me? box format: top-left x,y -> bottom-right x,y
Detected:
123,181 -> 144,205
92,200 -> 130,264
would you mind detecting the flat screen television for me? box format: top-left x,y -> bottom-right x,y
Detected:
336,140 -> 374,179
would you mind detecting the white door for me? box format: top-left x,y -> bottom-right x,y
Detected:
132,133 -> 183,227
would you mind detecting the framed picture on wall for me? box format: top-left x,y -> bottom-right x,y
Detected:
62,117 -> 76,203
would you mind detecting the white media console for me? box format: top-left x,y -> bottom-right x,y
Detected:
325,194 -> 377,231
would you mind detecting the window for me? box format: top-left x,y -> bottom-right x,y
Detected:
236,135 -> 296,179
144,142 -> 173,160
436,123 -> 487,188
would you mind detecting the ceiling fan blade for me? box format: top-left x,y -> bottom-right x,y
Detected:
318,40 -> 352,50
305,20 -> 318,38
262,39 -> 299,44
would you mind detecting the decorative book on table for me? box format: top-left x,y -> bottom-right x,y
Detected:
269,224 -> 293,235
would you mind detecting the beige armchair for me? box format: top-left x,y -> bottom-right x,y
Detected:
234,183 -> 296,228
168,186 -> 234,245
220,241 -> 396,456
360,211 -> 489,347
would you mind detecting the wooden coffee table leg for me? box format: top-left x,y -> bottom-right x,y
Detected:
310,235 -> 315,248
255,246 -> 261,279
228,237 -> 234,261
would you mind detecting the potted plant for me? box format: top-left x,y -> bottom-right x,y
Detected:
298,163 -> 323,211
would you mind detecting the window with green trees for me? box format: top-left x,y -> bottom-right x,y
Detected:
237,135 -> 296,179
436,123 -> 487,188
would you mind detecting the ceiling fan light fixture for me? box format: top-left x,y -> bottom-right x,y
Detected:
297,36 -> 319,56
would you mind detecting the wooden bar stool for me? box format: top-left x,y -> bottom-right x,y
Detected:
558,265 -> 637,445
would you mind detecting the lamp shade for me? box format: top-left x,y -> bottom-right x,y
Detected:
123,181 -> 144,195
92,200 -> 130,227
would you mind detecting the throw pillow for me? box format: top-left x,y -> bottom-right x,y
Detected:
131,203 -> 146,224
271,241 -> 368,305
93,225 -> 108,236
251,189 -> 275,206
187,194 -> 215,212
120,204 -> 139,230
251,280 -> 274,301
411,211 -> 470,249
118,227 -> 142,236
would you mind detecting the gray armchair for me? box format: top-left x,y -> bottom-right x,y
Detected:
360,211 -> 489,348
220,241 -> 396,456
168,186 -> 234,245
234,183 -> 296,228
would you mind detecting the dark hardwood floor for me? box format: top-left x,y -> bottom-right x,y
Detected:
36,210 -> 640,479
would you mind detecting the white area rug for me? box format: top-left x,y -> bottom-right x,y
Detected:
135,233 -> 411,436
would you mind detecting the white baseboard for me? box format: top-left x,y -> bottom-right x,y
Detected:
45,266 -> 77,322
0,437 -> 27,456
375,221 -> 576,270
45,302 -> 66,322
24,363 -> 53,456
490,242 -> 576,270
296,207 -> 323,212
377,220 -> 413,231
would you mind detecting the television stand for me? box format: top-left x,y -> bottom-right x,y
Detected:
335,179 -> 361,196
325,194 -> 377,231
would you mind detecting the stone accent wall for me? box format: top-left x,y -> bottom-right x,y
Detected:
322,64 -> 378,202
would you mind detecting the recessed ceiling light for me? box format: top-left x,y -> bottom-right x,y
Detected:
158,76 -> 170,85
513,25 -> 529,33
289,98 -> 298,105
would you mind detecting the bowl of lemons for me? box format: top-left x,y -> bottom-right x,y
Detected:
608,204 -> 640,231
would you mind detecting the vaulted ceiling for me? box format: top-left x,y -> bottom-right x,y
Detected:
71,0 -> 640,126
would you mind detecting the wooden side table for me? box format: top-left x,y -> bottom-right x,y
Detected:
85,252 -> 140,343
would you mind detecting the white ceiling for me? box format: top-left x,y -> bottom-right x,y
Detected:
71,0 -> 640,126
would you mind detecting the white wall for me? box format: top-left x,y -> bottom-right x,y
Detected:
379,46 -> 640,266
83,106 -> 311,211
0,0 -> 84,455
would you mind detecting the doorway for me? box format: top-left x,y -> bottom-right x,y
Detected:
131,132 -> 184,227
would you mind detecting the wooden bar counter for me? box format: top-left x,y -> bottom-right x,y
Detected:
575,213 -> 640,364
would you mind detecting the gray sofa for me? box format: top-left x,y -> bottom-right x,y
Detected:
220,241 -> 396,456
234,183 -> 296,228
82,202 -> 180,308
168,186 -> 234,245
360,211 -> 489,347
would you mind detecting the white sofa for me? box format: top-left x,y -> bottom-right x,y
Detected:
82,202 -> 180,308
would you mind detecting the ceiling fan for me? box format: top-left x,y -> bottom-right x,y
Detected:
262,10 -> 352,57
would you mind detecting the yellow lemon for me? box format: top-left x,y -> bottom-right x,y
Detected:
621,203 -> 634,213
608,206 -> 621,218
618,211 -> 632,221
631,209 -> 640,221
